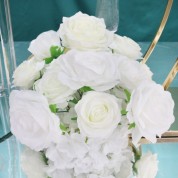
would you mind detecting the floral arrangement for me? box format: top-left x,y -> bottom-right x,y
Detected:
10,12 -> 175,178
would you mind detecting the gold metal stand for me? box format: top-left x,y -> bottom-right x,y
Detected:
163,58 -> 178,90
140,132 -> 178,144
141,0 -> 173,64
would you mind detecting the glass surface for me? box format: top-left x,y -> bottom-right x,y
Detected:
0,0 -> 16,93
0,0 -> 22,177
95,0 -> 119,32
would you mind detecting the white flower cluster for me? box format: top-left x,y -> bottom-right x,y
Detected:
10,12 -> 174,178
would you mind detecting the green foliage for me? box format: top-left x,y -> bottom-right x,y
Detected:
71,117 -> 77,121
85,137 -> 88,143
132,145 -> 142,174
128,122 -> 136,130
121,109 -> 128,116
41,151 -> 48,165
50,46 -> 64,58
124,89 -> 131,103
60,123 -> 68,132
80,86 -> 93,93
49,104 -> 57,113
45,46 -> 64,64
45,57 -> 53,64
69,98 -> 78,104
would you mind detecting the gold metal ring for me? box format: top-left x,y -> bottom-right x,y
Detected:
141,0 -> 173,64
163,58 -> 178,90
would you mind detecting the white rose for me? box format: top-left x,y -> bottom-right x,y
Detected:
109,35 -> 142,60
118,58 -> 153,91
21,147 -> 48,178
35,70 -> 74,105
75,91 -> 121,138
13,57 -> 44,89
56,50 -> 121,91
28,30 -> 61,60
10,90 -> 60,151
58,12 -> 113,51
127,81 -> 175,144
135,152 -> 158,178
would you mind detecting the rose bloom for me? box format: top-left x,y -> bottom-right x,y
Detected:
58,12 -> 113,51
109,34 -> 142,60
127,81 -> 175,144
13,57 -> 44,89
10,90 -> 60,151
21,147 -> 48,178
28,30 -> 61,60
135,152 -> 158,178
55,49 -> 121,91
118,57 -> 153,91
75,91 -> 121,138
35,70 -> 74,106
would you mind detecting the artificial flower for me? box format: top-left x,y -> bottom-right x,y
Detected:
35,69 -> 74,105
21,147 -> 48,178
127,81 -> 175,144
13,57 -> 44,89
28,30 -> 61,60
118,58 -> 153,91
75,91 -> 121,138
58,12 -> 113,51
110,34 -> 142,60
10,90 -> 60,151
55,49 -> 121,91
135,152 -> 158,178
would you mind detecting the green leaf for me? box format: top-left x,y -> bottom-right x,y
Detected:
49,104 -> 57,113
128,122 -> 136,129
60,123 -> 68,132
80,86 -> 93,93
69,98 -> 78,104
124,89 -> 131,103
41,152 -> 48,165
75,128 -> 80,133
50,46 -> 64,58
71,117 -> 77,121
121,109 -> 128,116
85,137 -> 88,143
45,57 -> 54,64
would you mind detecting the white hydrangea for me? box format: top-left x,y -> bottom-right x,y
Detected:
46,133 -> 89,170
